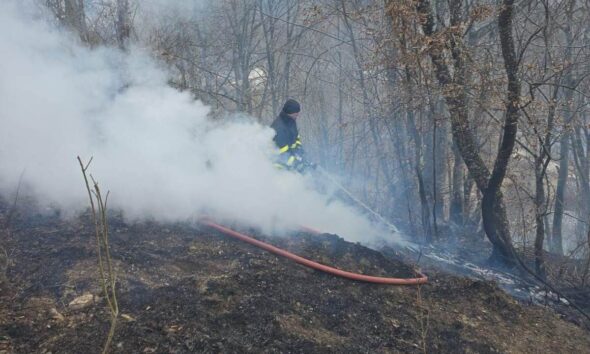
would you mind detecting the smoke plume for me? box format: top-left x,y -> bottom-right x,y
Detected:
0,1 -> 398,245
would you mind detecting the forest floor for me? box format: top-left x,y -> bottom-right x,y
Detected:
1,206 -> 590,353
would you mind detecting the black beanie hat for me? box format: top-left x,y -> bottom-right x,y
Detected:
282,99 -> 301,114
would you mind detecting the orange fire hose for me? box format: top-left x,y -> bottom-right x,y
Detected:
201,218 -> 428,285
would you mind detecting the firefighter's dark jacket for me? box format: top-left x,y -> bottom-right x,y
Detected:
271,111 -> 304,170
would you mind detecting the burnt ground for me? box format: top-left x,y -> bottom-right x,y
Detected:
1,209 -> 590,353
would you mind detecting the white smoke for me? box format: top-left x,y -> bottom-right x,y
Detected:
0,0 -> 398,245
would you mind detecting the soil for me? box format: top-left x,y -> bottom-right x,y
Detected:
1,208 -> 589,353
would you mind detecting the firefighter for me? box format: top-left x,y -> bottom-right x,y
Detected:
271,99 -> 314,172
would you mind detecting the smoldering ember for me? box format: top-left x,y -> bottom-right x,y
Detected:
1,1 -> 590,353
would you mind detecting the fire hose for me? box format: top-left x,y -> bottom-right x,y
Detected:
201,218 -> 428,285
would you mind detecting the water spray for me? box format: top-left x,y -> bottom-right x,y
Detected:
315,166 -> 399,234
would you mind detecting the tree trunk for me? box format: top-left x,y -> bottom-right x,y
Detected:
407,106 -> 433,242
482,0 -> 521,266
434,101 -> 448,222
572,125 -> 590,244
386,116 -> 419,236
63,0 -> 88,42
534,156 -> 548,278
552,133 -> 569,255
552,0 -> 576,255
406,0 -> 519,265
450,142 -> 464,225
116,0 -> 130,50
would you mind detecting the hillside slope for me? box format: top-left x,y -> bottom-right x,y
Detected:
1,212 -> 589,353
